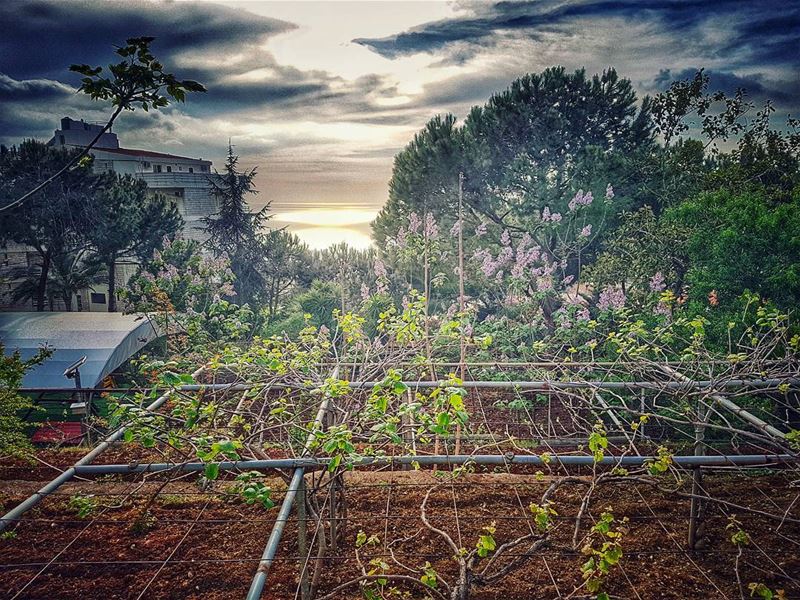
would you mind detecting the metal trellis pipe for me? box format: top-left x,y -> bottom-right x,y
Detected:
245,367 -> 339,600
0,367 -> 206,533
71,453 -> 798,476
39,377 -> 792,394
245,468 -> 305,600
659,366 -> 788,440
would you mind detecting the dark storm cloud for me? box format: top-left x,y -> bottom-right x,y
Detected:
353,0 -> 799,68
0,0 -> 295,81
724,13 -> 800,66
0,73 -> 98,142
0,0 -> 419,134
0,0 -> 322,144
649,68 -> 800,110
0,74 -> 73,102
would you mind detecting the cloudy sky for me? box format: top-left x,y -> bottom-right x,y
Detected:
2,0 -> 798,248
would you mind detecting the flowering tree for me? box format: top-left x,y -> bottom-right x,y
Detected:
122,238 -> 254,353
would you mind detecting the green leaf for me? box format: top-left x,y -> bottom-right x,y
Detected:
204,463 -> 220,480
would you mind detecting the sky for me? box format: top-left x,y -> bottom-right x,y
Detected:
1,0 -> 799,248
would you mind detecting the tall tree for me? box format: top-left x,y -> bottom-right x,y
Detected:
374,67 -> 654,245
82,175 -> 182,311
0,141 -> 101,310
203,145 -> 268,305
259,229 -> 310,319
309,242 -> 376,311
668,188 -> 800,310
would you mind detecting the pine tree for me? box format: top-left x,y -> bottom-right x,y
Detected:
0,140 -> 100,311
83,175 -> 182,311
203,145 -> 269,305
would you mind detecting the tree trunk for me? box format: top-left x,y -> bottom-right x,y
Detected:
36,251 -> 51,312
63,292 -> 73,312
107,259 -> 117,312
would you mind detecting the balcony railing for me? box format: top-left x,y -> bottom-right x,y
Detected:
138,172 -> 222,189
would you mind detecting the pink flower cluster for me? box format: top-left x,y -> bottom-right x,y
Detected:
374,258 -> 387,279
408,212 -> 421,234
394,226 -> 407,249
649,271 -> 666,292
424,213 -> 439,239
541,206 -> 563,223
472,231 -> 557,293
597,286 -> 626,311
374,258 -> 388,294
568,190 -> 594,212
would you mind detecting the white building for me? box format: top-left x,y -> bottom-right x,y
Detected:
0,118 -> 221,312
49,117 -> 217,241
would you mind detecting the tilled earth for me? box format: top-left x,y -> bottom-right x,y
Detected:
0,451 -> 798,599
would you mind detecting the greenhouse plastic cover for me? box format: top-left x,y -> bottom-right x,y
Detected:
0,312 -> 158,388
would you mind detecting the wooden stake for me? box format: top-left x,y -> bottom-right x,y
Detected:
297,475 -> 310,600
329,473 -> 338,553
688,401 -> 708,550
456,171 -> 466,457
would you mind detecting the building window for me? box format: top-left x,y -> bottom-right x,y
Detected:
155,165 -> 162,173
188,167 -> 194,173
144,161 -> 151,168
59,135 -> 65,145
90,293 -> 106,304
76,295 -> 83,312
166,166 -> 172,173
178,166 -> 182,171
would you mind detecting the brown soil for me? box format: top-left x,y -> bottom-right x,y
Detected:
1,465 -> 798,600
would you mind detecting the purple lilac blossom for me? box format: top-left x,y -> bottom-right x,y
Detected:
542,206 -> 562,223
408,212 -> 421,234
654,301 -> 671,317
481,254 -> 498,277
497,246 -> 514,266
424,213 -> 439,239
598,286 -> 626,311
569,190 -> 594,212
649,271 -> 666,292
395,227 -> 407,249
